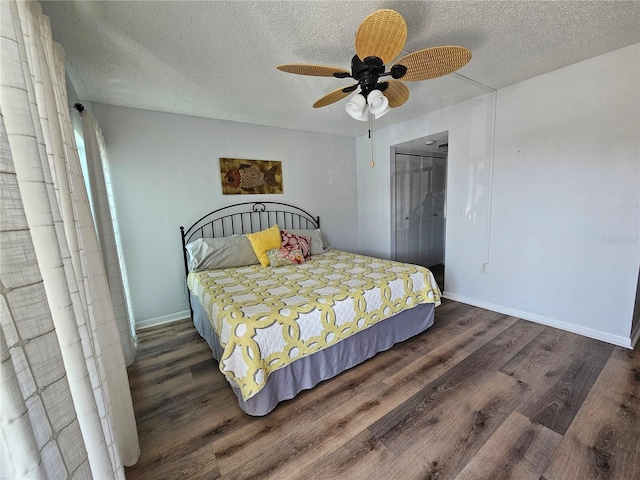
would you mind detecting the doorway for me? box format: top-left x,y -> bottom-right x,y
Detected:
392,131 -> 448,290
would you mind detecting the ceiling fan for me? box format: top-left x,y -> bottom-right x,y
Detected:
277,9 -> 472,121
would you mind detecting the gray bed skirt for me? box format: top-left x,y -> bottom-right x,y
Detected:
190,293 -> 435,416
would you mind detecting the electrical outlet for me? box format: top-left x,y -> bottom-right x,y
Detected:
481,263 -> 488,274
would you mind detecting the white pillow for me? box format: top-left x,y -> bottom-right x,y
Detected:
185,236 -> 259,271
282,229 -> 328,255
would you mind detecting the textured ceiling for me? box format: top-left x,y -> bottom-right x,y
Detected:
42,1 -> 640,138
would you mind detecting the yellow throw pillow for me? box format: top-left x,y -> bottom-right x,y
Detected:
246,225 -> 282,266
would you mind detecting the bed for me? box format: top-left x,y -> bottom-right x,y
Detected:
180,202 -> 441,416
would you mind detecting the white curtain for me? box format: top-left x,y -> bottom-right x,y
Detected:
0,1 -> 140,478
80,109 -> 137,367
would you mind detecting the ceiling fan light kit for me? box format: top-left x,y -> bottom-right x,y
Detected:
345,90 -> 391,121
277,8 -> 472,122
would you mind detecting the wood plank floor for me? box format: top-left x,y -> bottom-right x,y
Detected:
125,299 -> 640,480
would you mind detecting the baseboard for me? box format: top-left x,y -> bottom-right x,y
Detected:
442,291 -> 633,349
136,310 -> 191,331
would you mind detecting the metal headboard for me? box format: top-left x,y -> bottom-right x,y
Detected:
180,201 -> 320,280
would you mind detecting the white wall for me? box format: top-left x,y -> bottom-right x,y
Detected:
92,105 -> 357,325
357,44 -> 640,346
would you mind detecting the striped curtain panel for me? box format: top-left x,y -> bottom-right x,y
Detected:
80,109 -> 137,367
0,1 -> 139,478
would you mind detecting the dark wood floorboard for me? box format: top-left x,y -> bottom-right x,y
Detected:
125,299 -> 640,480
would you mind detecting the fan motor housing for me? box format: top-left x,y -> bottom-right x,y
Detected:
352,55 -> 388,96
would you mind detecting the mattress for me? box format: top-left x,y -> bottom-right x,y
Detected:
187,250 -> 441,401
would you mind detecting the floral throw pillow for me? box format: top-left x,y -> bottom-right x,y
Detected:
280,230 -> 311,259
266,246 -> 305,267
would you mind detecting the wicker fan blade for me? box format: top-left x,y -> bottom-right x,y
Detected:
355,9 -> 407,65
382,80 -> 409,108
277,64 -> 350,77
395,46 -> 472,81
313,87 -> 352,108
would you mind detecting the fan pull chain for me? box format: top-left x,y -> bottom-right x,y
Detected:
369,113 -> 375,167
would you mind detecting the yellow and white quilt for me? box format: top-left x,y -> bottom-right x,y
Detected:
188,250 -> 441,400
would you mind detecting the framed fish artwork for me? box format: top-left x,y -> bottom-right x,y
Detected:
219,158 -> 283,195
